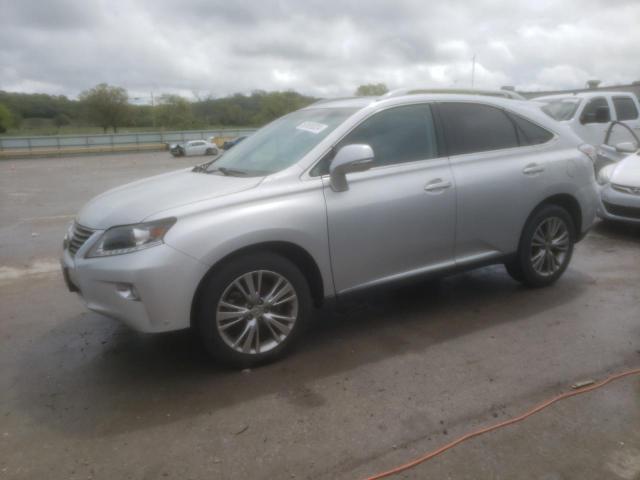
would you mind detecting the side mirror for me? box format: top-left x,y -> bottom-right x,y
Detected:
329,144 -> 375,192
615,141 -> 638,154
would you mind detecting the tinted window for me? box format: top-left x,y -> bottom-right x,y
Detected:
580,97 -> 610,124
613,97 -> 639,121
508,113 -> 554,145
311,104 -> 438,175
438,103 -> 519,155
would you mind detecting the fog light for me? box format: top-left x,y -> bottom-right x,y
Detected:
115,283 -> 140,301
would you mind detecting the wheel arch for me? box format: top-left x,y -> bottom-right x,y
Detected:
523,193 -> 582,241
538,193 -> 582,235
190,241 -> 326,327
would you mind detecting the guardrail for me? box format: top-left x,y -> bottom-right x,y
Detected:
0,128 -> 257,159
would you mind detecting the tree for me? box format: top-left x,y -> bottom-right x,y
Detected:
156,94 -> 196,129
0,103 -> 12,133
79,83 -> 129,133
354,83 -> 389,96
53,113 -> 71,131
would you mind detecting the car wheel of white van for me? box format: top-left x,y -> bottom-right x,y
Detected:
196,252 -> 312,367
506,204 -> 575,288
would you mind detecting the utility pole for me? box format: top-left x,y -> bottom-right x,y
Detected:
471,54 -> 476,88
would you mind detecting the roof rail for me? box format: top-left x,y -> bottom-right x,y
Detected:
378,88 -> 526,101
311,96 -> 362,105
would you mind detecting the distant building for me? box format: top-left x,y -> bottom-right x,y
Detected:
515,81 -> 640,100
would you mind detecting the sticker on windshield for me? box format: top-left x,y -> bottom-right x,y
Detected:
296,121 -> 328,134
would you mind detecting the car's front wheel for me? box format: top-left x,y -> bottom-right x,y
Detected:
505,204 -> 575,288
195,252 -> 312,367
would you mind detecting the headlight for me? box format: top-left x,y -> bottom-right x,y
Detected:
87,218 -> 176,258
597,164 -> 615,186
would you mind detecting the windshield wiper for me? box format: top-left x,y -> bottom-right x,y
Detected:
192,160 -> 216,173
209,167 -> 249,176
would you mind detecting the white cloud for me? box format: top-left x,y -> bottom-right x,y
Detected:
0,0 -> 639,98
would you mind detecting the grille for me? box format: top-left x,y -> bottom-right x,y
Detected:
612,184 -> 640,196
603,201 -> 640,220
68,222 -> 95,256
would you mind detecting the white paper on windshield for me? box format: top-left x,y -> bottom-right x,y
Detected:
296,121 -> 328,134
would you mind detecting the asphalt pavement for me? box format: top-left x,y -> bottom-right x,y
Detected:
1,152 -> 640,480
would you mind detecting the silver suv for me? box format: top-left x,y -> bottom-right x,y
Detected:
61,93 -> 599,366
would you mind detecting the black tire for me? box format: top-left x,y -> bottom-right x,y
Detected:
506,204 -> 575,288
205,148 -> 216,156
195,252 -> 312,368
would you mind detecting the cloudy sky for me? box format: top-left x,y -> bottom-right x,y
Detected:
1,0 -> 639,100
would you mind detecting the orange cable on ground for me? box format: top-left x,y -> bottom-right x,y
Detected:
363,367 -> 640,480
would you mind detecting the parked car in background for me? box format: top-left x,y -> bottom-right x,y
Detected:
597,149 -> 640,224
170,140 -> 218,157
535,92 -> 640,146
222,136 -> 247,150
62,92 -> 599,366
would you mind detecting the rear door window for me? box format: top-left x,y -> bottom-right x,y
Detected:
438,103 -> 519,155
613,97 -> 639,121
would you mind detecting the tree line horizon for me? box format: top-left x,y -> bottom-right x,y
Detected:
0,83 -> 389,135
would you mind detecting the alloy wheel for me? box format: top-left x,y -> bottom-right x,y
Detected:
529,217 -> 570,277
216,270 -> 299,355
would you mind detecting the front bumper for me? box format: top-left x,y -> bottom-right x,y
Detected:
61,241 -> 208,333
597,184 -> 640,224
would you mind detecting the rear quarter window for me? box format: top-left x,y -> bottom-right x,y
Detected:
507,113 -> 554,146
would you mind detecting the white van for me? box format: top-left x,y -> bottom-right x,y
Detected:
535,91 -> 640,146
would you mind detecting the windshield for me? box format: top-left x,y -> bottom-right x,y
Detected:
539,98 -> 581,121
206,107 -> 358,176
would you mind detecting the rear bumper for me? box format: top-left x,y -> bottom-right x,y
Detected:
61,243 -> 208,333
597,185 -> 640,224
576,181 -> 600,238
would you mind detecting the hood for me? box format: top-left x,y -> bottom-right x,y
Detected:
77,168 -> 263,229
611,154 -> 640,187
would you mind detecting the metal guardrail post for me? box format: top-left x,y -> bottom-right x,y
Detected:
110,134 -> 114,152
27,137 -> 32,152
136,134 -> 140,152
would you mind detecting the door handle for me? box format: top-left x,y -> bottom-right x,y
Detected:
424,179 -> 452,192
522,163 -> 544,175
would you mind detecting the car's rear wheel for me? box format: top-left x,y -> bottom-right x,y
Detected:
195,252 -> 312,367
505,204 -> 575,288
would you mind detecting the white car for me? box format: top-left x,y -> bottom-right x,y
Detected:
170,140 -> 218,157
535,91 -> 640,146
597,149 -> 640,224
